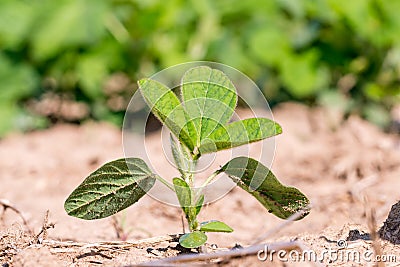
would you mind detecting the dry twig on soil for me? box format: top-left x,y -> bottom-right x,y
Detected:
42,234 -> 180,254
137,240 -> 323,267
0,199 -> 32,234
35,210 -> 55,244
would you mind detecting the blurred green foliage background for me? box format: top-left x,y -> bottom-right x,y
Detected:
1,0 -> 400,136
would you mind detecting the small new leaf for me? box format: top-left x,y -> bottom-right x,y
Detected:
170,134 -> 192,177
179,231 -> 207,248
200,221 -> 233,233
138,78 -> 197,151
220,157 -> 310,220
64,158 -> 155,220
172,178 -> 191,217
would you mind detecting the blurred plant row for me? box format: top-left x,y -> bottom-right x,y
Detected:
1,0 -> 400,136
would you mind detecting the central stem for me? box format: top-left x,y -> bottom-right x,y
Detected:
171,137 -> 201,232
186,157 -> 199,231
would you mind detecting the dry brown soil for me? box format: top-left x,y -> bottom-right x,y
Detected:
1,102 -> 400,266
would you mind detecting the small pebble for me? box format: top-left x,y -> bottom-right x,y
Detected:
232,243 -> 243,250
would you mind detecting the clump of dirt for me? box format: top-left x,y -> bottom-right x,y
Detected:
346,229 -> 370,241
379,200 -> 400,244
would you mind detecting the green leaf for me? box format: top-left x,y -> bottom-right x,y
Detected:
249,27 -> 291,66
172,178 -> 191,217
77,54 -> 108,100
170,134 -> 192,177
200,221 -> 233,233
181,66 -> 237,145
363,103 -> 391,129
31,0 -> 109,61
64,158 -> 156,220
0,104 -> 19,136
199,118 -> 282,154
179,231 -> 207,248
220,157 -> 309,220
195,194 -> 204,216
279,51 -> 329,98
138,78 -> 196,152
0,1 -> 34,48
0,53 -> 39,101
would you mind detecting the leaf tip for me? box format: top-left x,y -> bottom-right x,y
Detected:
137,78 -> 148,88
199,220 -> 234,233
275,122 -> 283,135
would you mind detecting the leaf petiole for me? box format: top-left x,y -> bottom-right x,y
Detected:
200,170 -> 220,189
194,171 -> 221,202
155,174 -> 175,192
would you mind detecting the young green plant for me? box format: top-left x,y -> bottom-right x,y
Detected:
64,66 -> 310,248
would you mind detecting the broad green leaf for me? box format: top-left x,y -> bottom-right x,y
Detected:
200,221 -> 233,233
181,66 -> 237,145
0,53 -> 39,101
199,118 -> 282,154
31,0 -> 109,61
179,231 -> 207,248
279,51 -> 329,98
138,78 -> 196,151
220,157 -> 309,220
0,1 -> 33,48
172,178 -> 191,217
64,158 -> 156,220
249,27 -> 291,66
77,54 -> 108,100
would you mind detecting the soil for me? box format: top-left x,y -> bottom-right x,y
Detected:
1,102 -> 400,266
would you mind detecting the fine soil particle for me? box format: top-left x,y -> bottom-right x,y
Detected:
379,200 -> 400,244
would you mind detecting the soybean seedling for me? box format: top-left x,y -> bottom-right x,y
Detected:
64,66 -> 309,248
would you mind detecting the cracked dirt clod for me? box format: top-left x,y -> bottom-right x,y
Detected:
379,200 -> 400,244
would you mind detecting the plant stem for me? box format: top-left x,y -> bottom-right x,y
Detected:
187,168 -> 198,231
200,171 -> 220,188
171,141 -> 201,232
155,175 -> 175,191
192,171 -> 220,205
